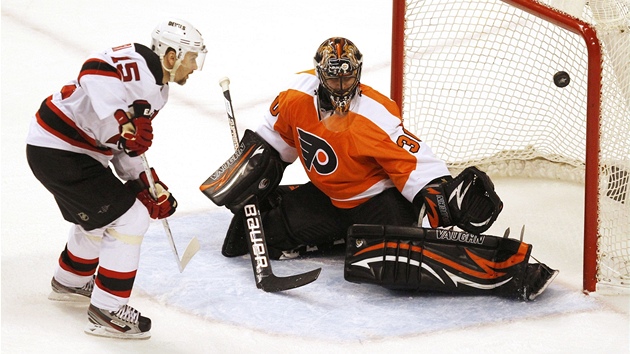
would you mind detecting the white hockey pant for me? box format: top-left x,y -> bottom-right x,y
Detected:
54,200 -> 149,310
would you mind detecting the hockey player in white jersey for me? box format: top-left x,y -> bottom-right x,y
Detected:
26,18 -> 207,339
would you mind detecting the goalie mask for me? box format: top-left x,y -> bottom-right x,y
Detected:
314,37 -> 363,113
151,18 -> 208,81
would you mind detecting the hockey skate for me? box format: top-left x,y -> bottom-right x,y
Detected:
85,303 -> 151,339
521,263 -> 559,301
48,276 -> 94,302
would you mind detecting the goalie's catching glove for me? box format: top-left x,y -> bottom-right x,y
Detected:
115,100 -> 153,157
414,166 -> 503,234
127,168 -> 177,219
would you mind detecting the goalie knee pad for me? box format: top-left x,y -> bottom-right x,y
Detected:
344,224 -> 534,298
200,129 -> 287,213
221,184 -> 343,259
221,185 -> 304,258
221,200 -> 302,260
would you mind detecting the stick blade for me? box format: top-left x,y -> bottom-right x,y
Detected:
177,237 -> 201,273
258,267 -> 322,292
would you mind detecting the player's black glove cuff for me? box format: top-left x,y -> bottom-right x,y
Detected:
414,175 -> 454,227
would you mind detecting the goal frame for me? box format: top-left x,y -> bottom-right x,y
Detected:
390,0 -> 603,292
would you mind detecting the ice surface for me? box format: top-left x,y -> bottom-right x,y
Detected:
137,209 -> 601,341
2,0 -> 628,353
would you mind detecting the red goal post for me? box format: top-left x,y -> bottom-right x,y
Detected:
390,0 -> 629,292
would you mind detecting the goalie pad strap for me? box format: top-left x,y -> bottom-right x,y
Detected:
344,224 -> 531,297
200,129 -> 286,212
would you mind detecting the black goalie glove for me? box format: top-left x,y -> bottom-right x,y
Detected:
415,166 -> 503,234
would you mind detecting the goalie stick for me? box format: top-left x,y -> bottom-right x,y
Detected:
140,154 -> 201,272
219,76 -> 321,292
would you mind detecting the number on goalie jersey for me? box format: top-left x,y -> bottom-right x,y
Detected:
26,18 -> 208,339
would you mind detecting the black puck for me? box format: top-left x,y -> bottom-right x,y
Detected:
554,71 -> 571,87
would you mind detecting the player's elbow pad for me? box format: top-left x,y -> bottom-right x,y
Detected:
200,129 -> 287,213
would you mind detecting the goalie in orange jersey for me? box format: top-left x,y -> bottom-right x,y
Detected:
204,37 -> 558,300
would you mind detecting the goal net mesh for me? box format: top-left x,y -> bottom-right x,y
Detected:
398,0 -> 629,289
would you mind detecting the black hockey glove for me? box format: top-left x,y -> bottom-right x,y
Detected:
414,166 -> 503,234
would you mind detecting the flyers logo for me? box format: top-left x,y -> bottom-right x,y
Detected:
297,128 -> 337,175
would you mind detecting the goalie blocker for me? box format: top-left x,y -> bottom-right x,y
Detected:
344,224 -> 559,301
200,129 -> 287,213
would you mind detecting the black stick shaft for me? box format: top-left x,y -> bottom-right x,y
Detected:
217,77 -> 320,291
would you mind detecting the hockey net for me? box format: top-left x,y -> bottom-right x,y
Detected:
391,0 -> 629,292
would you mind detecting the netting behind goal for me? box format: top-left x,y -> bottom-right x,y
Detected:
391,0 -> 629,292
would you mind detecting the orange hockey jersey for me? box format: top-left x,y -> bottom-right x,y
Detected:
256,70 -> 450,209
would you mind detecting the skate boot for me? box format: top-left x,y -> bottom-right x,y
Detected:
48,276 -> 94,302
85,303 -> 151,339
521,263 -> 559,301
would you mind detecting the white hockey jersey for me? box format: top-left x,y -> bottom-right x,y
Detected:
26,43 -> 168,181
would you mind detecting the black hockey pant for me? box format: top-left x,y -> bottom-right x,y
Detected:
261,182 -> 418,252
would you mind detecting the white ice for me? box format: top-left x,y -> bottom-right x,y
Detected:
2,1 -> 628,353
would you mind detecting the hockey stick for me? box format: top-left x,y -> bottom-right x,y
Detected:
219,76 -> 321,292
140,154 -> 201,272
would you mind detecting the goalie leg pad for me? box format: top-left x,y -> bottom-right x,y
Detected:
344,225 -> 534,298
200,129 -> 286,213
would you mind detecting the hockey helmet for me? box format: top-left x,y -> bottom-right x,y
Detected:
151,18 -> 207,72
314,37 -> 363,113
